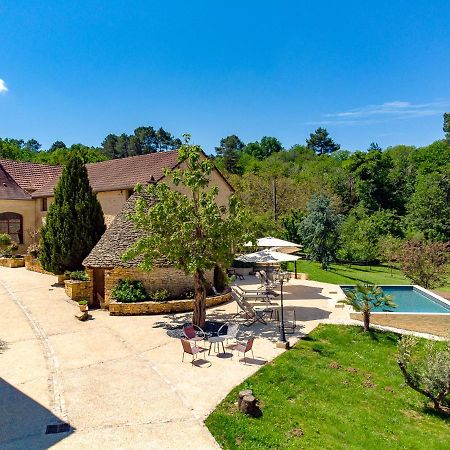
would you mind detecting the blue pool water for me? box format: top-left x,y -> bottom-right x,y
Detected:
341,285 -> 450,313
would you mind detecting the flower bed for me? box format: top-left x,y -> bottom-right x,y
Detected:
0,256 -> 25,268
109,289 -> 232,316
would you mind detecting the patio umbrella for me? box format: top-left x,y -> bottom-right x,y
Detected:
236,249 -> 300,263
236,249 -> 301,278
244,236 -> 301,254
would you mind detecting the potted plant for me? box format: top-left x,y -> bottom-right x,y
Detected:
78,299 -> 88,312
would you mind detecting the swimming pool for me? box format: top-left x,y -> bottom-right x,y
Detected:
340,285 -> 450,314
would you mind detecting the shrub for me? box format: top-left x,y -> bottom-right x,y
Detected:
65,270 -> 89,281
78,299 -> 88,305
0,233 -> 11,247
111,279 -> 147,303
0,234 -> 18,257
149,288 -> 170,301
397,335 -> 450,413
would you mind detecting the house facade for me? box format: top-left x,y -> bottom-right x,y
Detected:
0,150 -> 233,253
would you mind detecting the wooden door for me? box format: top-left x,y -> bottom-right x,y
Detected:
92,268 -> 105,308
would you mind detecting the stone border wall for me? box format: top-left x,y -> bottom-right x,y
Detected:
350,312 -> 450,338
0,257 -> 25,268
102,266 -> 214,307
109,290 -> 232,316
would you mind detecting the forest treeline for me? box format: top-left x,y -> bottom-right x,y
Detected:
1,116 -> 449,266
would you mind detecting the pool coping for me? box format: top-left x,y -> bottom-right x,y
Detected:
339,284 -> 450,315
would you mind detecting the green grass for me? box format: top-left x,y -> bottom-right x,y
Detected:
206,325 -> 450,450
287,261 -> 450,293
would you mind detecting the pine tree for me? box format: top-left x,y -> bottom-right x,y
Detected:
40,154 -> 106,274
306,127 -> 340,154
444,112 -> 450,143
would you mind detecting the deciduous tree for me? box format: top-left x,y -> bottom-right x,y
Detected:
398,335 -> 450,414
406,172 -> 450,241
123,136 -> 253,327
396,240 -> 449,289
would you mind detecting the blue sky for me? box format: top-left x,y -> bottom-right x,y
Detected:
1,0 -> 449,153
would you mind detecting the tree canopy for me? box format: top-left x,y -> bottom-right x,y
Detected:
101,126 -> 181,158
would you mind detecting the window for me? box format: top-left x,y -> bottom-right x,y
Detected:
126,189 -> 133,199
41,197 -> 48,212
0,212 -> 23,244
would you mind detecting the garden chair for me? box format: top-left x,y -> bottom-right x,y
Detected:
276,308 -> 297,334
232,291 -> 272,327
180,339 -> 205,364
258,270 -> 279,289
217,322 -> 239,344
182,324 -> 205,346
230,337 -> 255,362
232,285 -> 276,303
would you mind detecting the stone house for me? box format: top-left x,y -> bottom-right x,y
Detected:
0,150 -> 233,253
83,193 -> 216,308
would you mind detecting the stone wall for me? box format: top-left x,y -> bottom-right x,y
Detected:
24,255 -> 53,275
103,266 -> 214,307
350,312 -> 450,338
64,280 -> 93,302
109,290 -> 231,316
0,257 -> 25,268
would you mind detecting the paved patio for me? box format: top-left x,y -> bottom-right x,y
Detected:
0,267 -> 349,449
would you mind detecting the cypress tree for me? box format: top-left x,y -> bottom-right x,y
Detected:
40,153 -> 106,274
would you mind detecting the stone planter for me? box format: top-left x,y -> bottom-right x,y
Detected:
64,279 -> 93,303
0,257 -> 25,268
109,289 -> 232,316
24,255 -> 53,275
79,304 -> 89,312
57,274 -> 67,284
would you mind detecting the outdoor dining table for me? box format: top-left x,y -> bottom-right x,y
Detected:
207,335 -> 226,355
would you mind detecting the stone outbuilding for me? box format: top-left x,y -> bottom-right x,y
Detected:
83,193 -> 213,309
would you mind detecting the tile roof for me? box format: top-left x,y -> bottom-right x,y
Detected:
83,192 -> 168,268
31,150 -> 180,197
0,159 -> 61,193
0,164 -> 32,200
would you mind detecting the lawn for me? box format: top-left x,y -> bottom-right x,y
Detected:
287,261 -> 450,293
206,325 -> 450,450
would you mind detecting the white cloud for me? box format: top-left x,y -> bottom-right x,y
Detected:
0,79 -> 8,94
306,100 -> 450,126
